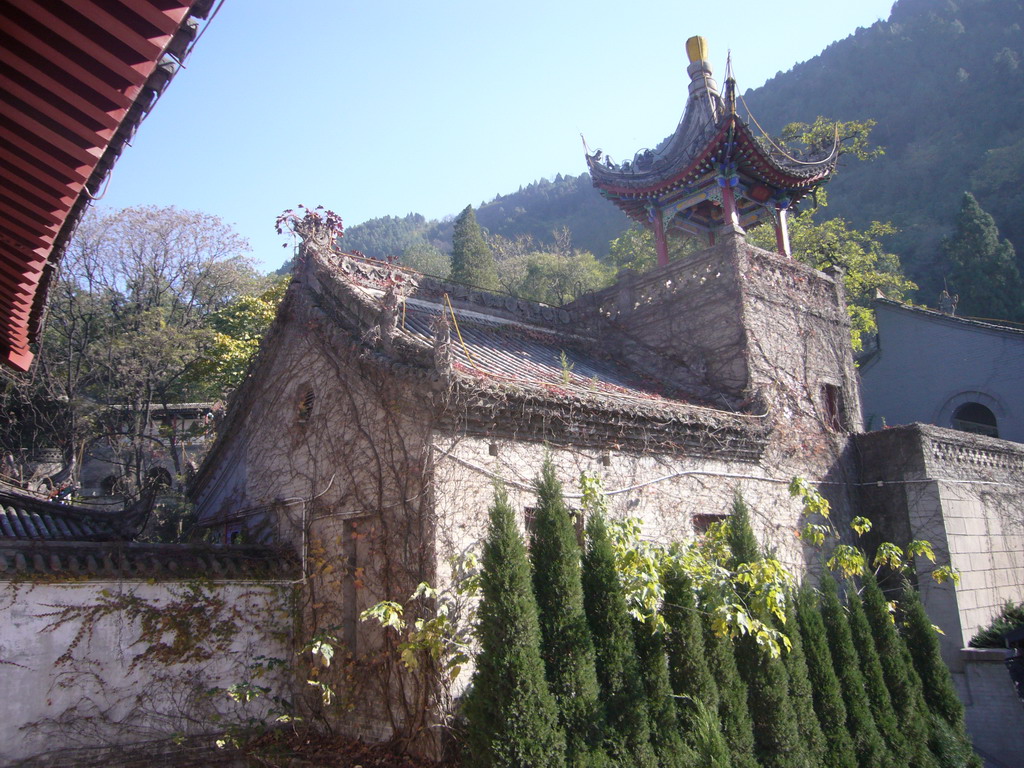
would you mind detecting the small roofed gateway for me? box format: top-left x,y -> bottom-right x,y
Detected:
586,36 -> 838,264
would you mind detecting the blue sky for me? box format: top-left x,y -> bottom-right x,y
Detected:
98,1 -> 897,271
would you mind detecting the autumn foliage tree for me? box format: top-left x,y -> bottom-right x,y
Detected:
1,205 -> 261,489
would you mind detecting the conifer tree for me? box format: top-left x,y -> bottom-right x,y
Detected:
451,205 -> 499,290
463,485 -> 566,768
530,459 -> 608,768
581,513 -> 657,768
942,192 -> 1023,322
726,494 -> 762,568
796,583 -> 857,768
899,582 -> 982,768
727,496 -> 809,768
633,619 -> 693,768
845,580 -> 909,763
662,568 -> 720,734
699,601 -> 760,768
859,571 -> 938,768
781,598 -> 827,767
819,575 -> 893,768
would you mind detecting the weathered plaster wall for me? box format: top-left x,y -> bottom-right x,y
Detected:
192,268 -> 442,747
0,577 -> 293,765
860,301 -> 1024,441
431,434 -> 817,575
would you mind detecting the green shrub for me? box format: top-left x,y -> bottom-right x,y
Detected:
581,513 -> 657,768
968,600 -> 1024,648
797,583 -> 857,768
820,575 -> 893,768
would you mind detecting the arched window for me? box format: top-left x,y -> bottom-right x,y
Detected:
951,402 -> 999,438
147,466 -> 173,488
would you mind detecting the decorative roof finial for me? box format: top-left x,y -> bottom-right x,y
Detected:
725,50 -> 737,115
686,36 -> 709,64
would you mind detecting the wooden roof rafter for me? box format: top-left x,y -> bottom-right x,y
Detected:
0,0 -> 216,372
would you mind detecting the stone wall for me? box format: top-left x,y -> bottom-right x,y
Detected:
856,424 -> 1024,656
0,570 -> 294,765
570,233 -> 861,439
856,424 -> 1024,768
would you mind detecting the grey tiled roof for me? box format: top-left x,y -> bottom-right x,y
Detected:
394,293 -> 675,406
0,540 -> 300,580
0,488 -> 148,542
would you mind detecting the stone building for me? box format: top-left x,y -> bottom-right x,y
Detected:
190,217 -> 862,748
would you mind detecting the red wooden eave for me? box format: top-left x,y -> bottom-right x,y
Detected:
0,0 -> 214,372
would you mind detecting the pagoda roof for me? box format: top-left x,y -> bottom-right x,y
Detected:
0,0 -> 215,372
585,49 -> 837,227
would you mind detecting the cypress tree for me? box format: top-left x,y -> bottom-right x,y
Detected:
451,205 -> 499,290
633,619 -> 694,768
462,485 -> 566,768
781,597 -> 827,768
530,458 -> 608,768
727,495 -> 809,768
859,570 -> 938,768
581,513 -> 657,768
699,593 -> 760,768
796,583 -> 857,768
899,582 -> 982,768
845,580 -> 909,763
662,568 -> 720,734
726,494 -> 762,568
819,575 -> 893,768
942,192 -> 1023,322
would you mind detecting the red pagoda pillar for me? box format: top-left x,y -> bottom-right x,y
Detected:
775,206 -> 791,258
653,208 -> 670,267
721,182 -> 741,230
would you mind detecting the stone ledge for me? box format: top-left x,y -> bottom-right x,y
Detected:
960,646 -> 1012,663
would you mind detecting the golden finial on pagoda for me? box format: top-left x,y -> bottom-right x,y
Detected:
686,36 -> 709,64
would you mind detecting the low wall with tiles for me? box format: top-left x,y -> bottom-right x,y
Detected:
0,542 -> 298,766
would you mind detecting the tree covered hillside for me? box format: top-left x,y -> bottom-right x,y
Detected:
321,173 -> 627,274
740,0 -> 1024,300
297,0 -> 1024,320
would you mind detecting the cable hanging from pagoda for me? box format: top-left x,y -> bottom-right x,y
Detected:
736,89 -> 840,167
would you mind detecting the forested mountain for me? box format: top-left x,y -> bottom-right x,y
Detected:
323,173 -> 627,272
741,0 -> 1024,299
311,0 -> 1024,313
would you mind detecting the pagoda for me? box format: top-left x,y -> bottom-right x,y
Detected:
586,37 -> 838,266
